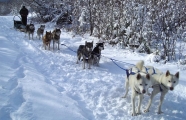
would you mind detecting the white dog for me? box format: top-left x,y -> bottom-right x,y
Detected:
123,62 -> 151,116
136,60 -> 179,114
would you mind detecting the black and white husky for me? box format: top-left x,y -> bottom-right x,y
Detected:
91,42 -> 104,66
77,41 -> 93,69
25,23 -> 35,40
37,25 -> 45,40
52,28 -> 61,50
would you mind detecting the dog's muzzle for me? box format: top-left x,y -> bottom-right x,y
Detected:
142,89 -> 146,94
170,87 -> 174,91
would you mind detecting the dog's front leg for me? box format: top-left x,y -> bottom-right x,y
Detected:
44,44 -> 46,50
88,59 -> 91,69
97,57 -> 100,66
49,43 -> 50,50
53,40 -> 55,50
157,91 -> 167,114
82,58 -> 85,69
131,92 -> 137,116
144,87 -> 159,113
137,94 -> 143,115
58,41 -> 60,50
122,78 -> 129,98
32,33 -> 34,40
29,33 -> 30,40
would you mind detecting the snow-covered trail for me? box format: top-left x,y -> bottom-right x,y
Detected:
0,16 -> 186,120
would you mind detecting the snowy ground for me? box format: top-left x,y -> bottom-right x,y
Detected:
0,16 -> 186,120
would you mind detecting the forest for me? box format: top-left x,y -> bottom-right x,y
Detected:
0,0 -> 186,62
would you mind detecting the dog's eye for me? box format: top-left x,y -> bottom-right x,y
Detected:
140,84 -> 142,86
169,80 -> 171,82
145,84 -> 148,86
174,81 -> 176,83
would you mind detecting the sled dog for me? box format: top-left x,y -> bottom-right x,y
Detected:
91,42 -> 104,66
37,25 -> 45,40
77,41 -> 93,69
42,31 -> 52,50
25,23 -> 35,40
123,71 -> 151,116
52,28 -> 61,50
136,60 -> 179,114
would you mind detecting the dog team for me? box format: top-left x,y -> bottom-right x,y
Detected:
23,23 -> 179,116
24,23 -> 61,50
123,60 -> 179,116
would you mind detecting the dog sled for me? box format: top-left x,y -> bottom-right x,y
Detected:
13,15 -> 26,32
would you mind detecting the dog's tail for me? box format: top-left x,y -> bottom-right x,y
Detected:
136,60 -> 144,71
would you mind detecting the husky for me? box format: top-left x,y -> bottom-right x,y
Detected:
91,42 -> 104,66
77,41 -> 93,69
37,25 -> 45,40
52,28 -> 61,50
123,70 -> 151,116
136,60 -> 179,114
25,23 -> 35,40
42,31 -> 52,50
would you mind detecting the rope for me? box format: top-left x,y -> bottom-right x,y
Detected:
110,58 -> 130,71
61,44 -> 77,53
61,43 -> 135,71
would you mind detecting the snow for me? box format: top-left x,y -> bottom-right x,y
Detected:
0,16 -> 186,120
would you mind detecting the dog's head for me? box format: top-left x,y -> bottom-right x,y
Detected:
29,24 -> 35,30
96,42 -> 104,50
54,28 -> 61,36
40,25 -> 45,30
85,41 -> 93,52
163,70 -> 179,91
45,31 -> 52,40
135,73 -> 151,94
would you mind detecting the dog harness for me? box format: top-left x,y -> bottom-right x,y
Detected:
152,83 -> 167,92
126,67 -> 140,78
144,66 -> 156,75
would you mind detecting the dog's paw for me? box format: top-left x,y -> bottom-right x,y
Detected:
147,93 -> 151,96
157,111 -> 163,114
122,95 -> 127,98
132,112 -> 137,116
144,109 -> 149,113
136,112 -> 141,115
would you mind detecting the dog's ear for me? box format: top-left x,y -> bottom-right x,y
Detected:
166,70 -> 170,77
136,73 -> 141,80
146,74 -> 150,80
175,72 -> 179,78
